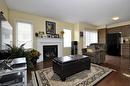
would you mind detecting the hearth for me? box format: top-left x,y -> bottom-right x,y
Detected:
43,45 -> 58,60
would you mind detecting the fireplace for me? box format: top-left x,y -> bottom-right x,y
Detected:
37,38 -> 63,62
43,45 -> 58,60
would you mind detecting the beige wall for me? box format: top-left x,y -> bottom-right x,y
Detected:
0,0 -> 9,19
9,10 -> 74,56
0,0 -> 97,56
74,22 -> 97,54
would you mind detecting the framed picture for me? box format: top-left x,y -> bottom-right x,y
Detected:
46,21 -> 56,34
80,31 -> 83,37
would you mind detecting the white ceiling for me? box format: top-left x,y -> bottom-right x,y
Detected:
5,0 -> 130,26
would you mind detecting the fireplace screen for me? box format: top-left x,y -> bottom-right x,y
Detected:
43,45 -> 58,60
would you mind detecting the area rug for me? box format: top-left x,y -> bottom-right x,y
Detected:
32,64 -> 112,86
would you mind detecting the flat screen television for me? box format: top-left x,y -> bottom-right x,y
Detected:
0,12 -> 13,50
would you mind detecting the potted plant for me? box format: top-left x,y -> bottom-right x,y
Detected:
3,44 -> 41,69
0,44 -> 27,70
6,43 -> 26,59
5,44 -> 34,69
27,49 -> 41,65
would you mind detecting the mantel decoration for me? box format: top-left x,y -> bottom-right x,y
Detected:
51,34 -> 59,38
46,21 -> 56,34
35,31 -> 44,38
60,31 -> 64,38
47,34 -> 59,38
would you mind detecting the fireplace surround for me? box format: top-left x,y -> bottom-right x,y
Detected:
37,38 -> 63,62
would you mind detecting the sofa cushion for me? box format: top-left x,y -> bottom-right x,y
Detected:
87,46 -> 96,52
87,49 -> 93,53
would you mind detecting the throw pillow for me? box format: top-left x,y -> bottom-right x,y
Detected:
87,49 -> 93,53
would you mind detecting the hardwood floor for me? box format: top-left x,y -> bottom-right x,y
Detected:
95,55 -> 130,86
28,55 -> 130,86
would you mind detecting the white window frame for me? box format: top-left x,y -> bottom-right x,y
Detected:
85,30 -> 97,46
16,21 -> 33,49
63,29 -> 72,47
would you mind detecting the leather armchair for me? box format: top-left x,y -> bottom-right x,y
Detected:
82,43 -> 106,64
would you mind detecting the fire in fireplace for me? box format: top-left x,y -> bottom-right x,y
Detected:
43,45 -> 58,60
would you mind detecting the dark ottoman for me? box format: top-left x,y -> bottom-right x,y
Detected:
53,55 -> 90,81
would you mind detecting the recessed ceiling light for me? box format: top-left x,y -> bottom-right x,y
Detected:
112,17 -> 119,20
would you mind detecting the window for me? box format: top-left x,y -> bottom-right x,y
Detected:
16,22 -> 33,49
63,29 -> 72,47
86,30 -> 97,46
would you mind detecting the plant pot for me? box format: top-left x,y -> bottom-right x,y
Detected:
31,58 -> 38,65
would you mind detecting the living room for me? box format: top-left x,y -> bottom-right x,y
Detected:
0,0 -> 130,86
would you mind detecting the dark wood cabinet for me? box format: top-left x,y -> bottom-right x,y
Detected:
107,33 -> 121,56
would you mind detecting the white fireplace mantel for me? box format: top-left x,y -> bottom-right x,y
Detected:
37,38 -> 63,62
